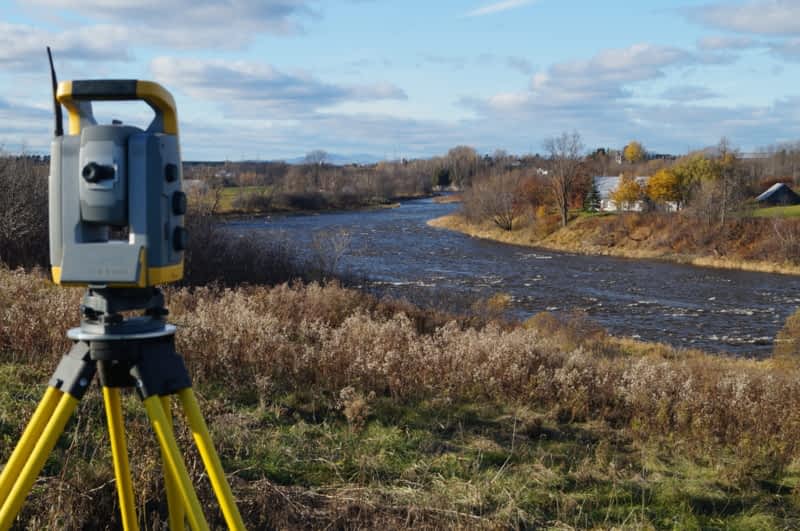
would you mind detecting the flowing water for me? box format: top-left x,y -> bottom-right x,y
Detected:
227,197 -> 800,356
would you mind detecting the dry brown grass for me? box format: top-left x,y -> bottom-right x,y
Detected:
4,266 -> 800,462
5,267 -> 800,527
432,194 -> 462,204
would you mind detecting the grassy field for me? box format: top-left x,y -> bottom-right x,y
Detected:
4,267 -> 800,528
4,364 -> 798,529
753,204 -> 800,218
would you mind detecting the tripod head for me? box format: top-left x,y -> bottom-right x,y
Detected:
48,74 -> 187,288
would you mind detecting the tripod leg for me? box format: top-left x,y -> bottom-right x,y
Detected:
0,393 -> 78,531
103,388 -> 139,531
142,396 -> 209,531
0,387 -> 63,506
160,396 -> 185,531
177,389 -> 246,531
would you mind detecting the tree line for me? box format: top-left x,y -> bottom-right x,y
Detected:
5,135 -> 800,272
462,133 -> 795,233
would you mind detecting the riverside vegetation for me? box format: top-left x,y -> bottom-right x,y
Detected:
441,135 -> 800,275
429,211 -> 800,275
6,155 -> 800,528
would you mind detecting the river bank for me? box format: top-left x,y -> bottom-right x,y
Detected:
428,213 -> 800,276
207,186 -> 435,218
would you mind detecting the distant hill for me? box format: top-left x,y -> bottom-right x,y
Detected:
284,153 -> 383,165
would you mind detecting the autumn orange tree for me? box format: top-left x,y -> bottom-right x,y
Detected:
623,141 -> 645,163
647,168 -> 681,208
610,174 -> 643,210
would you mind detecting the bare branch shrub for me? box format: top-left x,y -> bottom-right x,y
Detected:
310,228 -> 351,280
183,207 -> 305,286
0,155 -> 49,268
461,171 -> 521,230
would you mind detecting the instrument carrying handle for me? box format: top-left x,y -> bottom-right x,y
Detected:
56,79 -> 178,135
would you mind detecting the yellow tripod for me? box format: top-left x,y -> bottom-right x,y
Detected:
0,290 -> 247,530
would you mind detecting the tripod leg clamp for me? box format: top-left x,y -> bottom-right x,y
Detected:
49,342 -> 96,400
93,336 -> 192,400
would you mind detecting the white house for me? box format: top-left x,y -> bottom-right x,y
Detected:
593,175 -> 650,212
593,175 -> 678,212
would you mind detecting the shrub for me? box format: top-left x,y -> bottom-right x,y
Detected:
232,189 -> 273,211
0,156 -> 49,268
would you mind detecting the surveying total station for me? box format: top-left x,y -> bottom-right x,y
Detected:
0,48 -> 246,530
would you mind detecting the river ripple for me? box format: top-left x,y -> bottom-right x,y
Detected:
226,197 -> 800,356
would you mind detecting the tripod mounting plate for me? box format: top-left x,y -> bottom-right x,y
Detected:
67,324 -> 176,342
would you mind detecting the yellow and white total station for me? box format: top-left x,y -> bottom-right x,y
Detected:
0,48 -> 247,531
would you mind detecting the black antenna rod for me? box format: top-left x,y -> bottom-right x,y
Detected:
46,46 -> 63,137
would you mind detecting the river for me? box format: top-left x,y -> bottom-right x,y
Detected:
226,197 -> 800,356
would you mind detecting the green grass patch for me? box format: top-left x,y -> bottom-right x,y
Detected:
217,185 -> 273,213
752,204 -> 800,218
2,364 -> 800,527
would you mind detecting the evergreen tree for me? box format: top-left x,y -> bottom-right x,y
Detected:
584,178 -> 601,212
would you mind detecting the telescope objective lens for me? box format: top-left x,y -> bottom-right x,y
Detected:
82,162 -> 115,183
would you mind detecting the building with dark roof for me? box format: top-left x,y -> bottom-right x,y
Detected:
755,183 -> 800,206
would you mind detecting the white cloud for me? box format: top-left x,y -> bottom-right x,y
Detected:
697,35 -> 758,50
24,0 -> 317,48
768,38 -> 800,61
660,85 -> 719,102
422,53 -> 535,75
692,0 -> 800,35
149,57 -> 406,118
464,0 -> 535,17
527,43 -> 691,104
0,22 -> 131,70
452,41 -> 800,154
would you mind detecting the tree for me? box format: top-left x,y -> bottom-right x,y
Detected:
610,174 -> 643,210
434,166 -> 451,188
481,171 -> 520,230
671,154 -> 716,206
446,146 -> 480,188
623,141 -> 645,163
304,149 -> 328,190
716,137 -> 743,225
492,149 -> 512,169
583,178 -> 601,212
587,147 -> 611,177
543,131 -> 584,227
647,168 -> 681,207
304,149 -> 328,165
679,139 -> 747,226
462,171 -> 521,231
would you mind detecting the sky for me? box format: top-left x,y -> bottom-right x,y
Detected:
3,0 -> 800,161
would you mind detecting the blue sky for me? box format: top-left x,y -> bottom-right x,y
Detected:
3,0 -> 800,160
